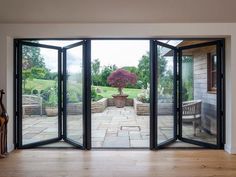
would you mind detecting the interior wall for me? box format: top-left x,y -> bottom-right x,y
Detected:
0,23 -> 235,153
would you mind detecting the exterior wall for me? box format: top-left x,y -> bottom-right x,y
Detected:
193,46 -> 217,134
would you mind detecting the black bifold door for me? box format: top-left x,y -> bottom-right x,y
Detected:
15,39 -> 224,149
150,40 -> 224,149
178,41 -> 224,148
15,40 -> 90,149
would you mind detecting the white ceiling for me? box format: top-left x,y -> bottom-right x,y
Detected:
0,0 -> 236,23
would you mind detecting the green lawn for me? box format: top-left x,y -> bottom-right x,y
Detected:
25,79 -> 56,91
25,79 -> 142,99
93,86 -> 141,99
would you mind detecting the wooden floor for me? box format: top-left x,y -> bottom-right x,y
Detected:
0,149 -> 236,177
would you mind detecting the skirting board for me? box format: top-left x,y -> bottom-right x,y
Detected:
7,143 -> 14,153
225,144 -> 236,154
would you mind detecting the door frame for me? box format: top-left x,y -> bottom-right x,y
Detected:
150,40 -> 178,149
63,40 -> 92,150
15,41 -> 63,148
14,38 -> 225,150
178,40 -> 224,148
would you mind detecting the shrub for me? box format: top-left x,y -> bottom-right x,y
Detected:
91,87 -> 103,101
137,84 -> 150,103
43,87 -> 58,107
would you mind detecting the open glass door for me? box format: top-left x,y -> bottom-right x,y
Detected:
63,41 -> 86,148
179,41 -> 223,148
154,41 -> 178,148
18,41 -> 62,148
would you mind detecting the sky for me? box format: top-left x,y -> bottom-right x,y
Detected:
38,40 -> 149,72
91,40 -> 149,68
38,40 -> 176,73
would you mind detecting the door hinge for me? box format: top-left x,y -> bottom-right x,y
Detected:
61,74 -> 64,81
221,110 -> 224,116
176,75 -> 180,81
221,73 -> 224,79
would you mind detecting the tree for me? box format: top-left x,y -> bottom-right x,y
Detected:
91,59 -> 101,85
100,65 -> 117,86
22,44 -> 46,69
22,67 -> 46,92
138,53 -> 150,88
182,56 -> 193,101
107,69 -> 137,95
138,51 -> 167,89
92,59 -> 100,75
22,42 -> 47,92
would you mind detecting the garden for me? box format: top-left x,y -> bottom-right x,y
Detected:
22,43 -> 193,116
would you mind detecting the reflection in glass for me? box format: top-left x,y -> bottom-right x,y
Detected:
181,45 -> 217,145
66,46 -> 83,144
157,45 -> 174,145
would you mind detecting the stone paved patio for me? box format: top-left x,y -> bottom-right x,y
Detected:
22,106 -> 216,147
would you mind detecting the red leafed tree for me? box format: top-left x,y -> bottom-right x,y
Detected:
107,69 -> 137,95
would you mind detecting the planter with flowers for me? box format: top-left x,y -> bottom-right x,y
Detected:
107,69 -> 137,108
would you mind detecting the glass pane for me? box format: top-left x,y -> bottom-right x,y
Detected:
91,40 -> 150,148
212,72 -> 217,88
66,45 -> 83,144
157,45 -> 175,145
22,45 -> 59,145
181,45 -> 217,145
212,55 -> 217,71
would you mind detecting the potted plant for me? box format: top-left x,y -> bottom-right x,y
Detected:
45,87 -> 58,117
107,69 -> 137,108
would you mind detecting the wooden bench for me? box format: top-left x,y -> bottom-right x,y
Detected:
22,95 -> 43,117
182,100 -> 202,136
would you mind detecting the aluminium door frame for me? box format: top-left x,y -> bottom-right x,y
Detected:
15,41 -> 63,149
62,40 -> 91,149
178,40 -> 224,148
150,40 -> 178,149
14,38 -> 225,150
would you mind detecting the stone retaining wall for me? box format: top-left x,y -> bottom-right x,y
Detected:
91,98 -> 108,113
24,98 -> 173,116
23,98 -> 108,116
133,98 -> 173,116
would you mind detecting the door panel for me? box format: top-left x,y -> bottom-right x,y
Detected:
18,41 -> 62,148
156,41 -> 177,148
179,41 -> 221,148
63,42 -> 85,147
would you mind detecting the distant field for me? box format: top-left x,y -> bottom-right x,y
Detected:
25,79 -> 142,98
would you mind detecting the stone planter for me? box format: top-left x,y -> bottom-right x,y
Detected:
66,98 -> 108,115
45,107 -> 58,117
67,103 -> 82,115
112,94 -> 128,108
133,98 -> 149,116
107,98 -> 133,106
133,98 -> 173,116
91,98 -> 108,113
